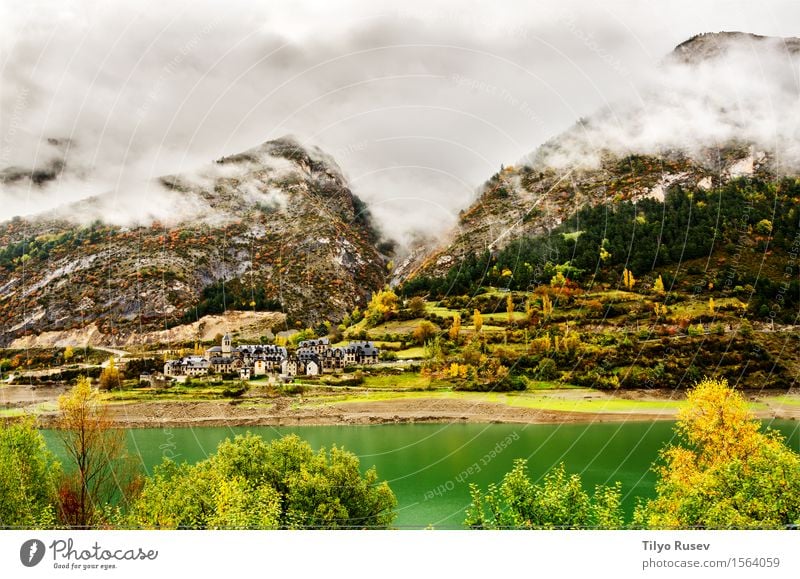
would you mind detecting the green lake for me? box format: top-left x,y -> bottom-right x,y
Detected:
42,419 -> 799,529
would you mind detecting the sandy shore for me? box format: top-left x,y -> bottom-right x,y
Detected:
15,388 -> 798,428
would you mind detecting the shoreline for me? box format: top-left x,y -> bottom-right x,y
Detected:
24,391 -> 800,428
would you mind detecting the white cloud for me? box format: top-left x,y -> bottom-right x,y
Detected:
1,0 -> 799,243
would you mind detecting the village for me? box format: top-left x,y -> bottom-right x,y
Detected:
162,334 -> 380,382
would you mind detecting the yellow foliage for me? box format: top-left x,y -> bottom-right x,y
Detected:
541,294 -> 553,317
550,271 -> 567,288
623,268 -> 636,291
473,309 -> 483,333
449,313 -> 461,342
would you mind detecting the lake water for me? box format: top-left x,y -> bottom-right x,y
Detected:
42,419 -> 799,529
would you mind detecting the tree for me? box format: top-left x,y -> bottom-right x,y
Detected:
708,297 -> 715,315
622,268 -> 636,291
63,346 -> 75,364
634,377 -> 800,529
129,434 -> 396,529
755,219 -> 773,235
541,294 -> 553,317
599,239 -> 612,262
449,313 -> 462,342
0,418 -> 61,528
465,460 -> 624,529
407,296 -> 426,318
56,377 -> 137,527
412,320 -> 437,345
98,358 -> 122,390
473,309 -> 483,333
365,289 -> 399,327
506,294 -> 515,324
653,275 -> 665,295
550,270 -> 567,288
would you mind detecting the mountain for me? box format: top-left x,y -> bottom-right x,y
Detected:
399,32 -> 800,282
0,137 -> 387,346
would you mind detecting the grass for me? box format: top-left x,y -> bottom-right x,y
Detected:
0,401 -> 58,417
318,388 -> 773,415
765,394 -> 800,407
365,319 -> 436,337
425,304 -> 460,319
482,311 -> 528,323
360,373 -> 449,390
102,383 -> 238,403
395,347 -> 426,359
465,324 -> 505,332
668,297 -> 745,318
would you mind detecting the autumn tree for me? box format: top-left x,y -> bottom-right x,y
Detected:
449,313 -> 462,342
407,296 -> 426,318
473,309 -> 483,333
365,289 -> 399,327
63,346 -> 75,364
56,377 -> 137,528
541,294 -> 553,318
465,460 -> 624,529
634,377 -> 800,529
622,268 -> 636,291
653,275 -> 665,295
98,358 -> 122,390
129,434 -> 396,529
599,239 -> 612,262
412,320 -> 437,345
0,418 -> 61,528
506,294 -> 515,324
550,270 -> 567,288
708,297 -> 715,315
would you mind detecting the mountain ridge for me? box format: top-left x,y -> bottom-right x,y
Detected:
399,31 -> 800,283
0,137 -> 388,345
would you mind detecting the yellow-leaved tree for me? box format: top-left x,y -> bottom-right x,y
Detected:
449,312 -> 461,342
57,377 -> 138,528
98,357 -> 122,391
622,268 -> 636,291
365,288 -> 399,327
541,294 -> 553,318
506,294 -> 515,324
473,309 -> 483,333
634,377 -> 800,529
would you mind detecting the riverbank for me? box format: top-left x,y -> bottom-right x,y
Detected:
7,385 -> 798,428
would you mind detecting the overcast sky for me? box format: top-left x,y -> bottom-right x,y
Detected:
2,0 -> 799,244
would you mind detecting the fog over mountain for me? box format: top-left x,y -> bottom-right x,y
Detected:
2,0 -> 799,247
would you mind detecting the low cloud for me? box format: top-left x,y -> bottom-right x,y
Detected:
2,1 -> 799,245
532,34 -> 800,172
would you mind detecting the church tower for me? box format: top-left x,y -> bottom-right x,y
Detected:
222,333 -> 232,355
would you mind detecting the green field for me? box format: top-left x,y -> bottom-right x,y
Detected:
360,373 -> 449,390
395,347 -> 426,359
